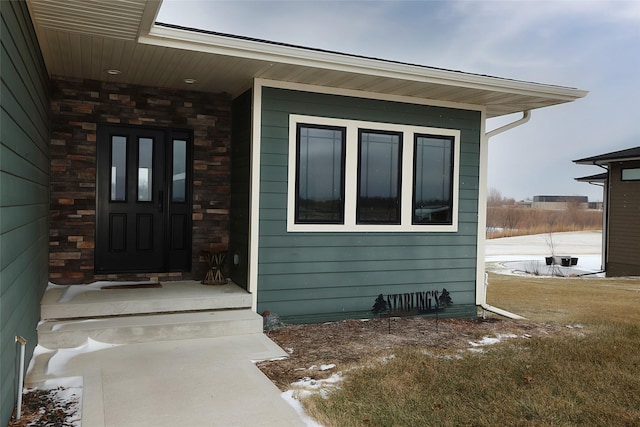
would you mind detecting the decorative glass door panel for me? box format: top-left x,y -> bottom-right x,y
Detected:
172,139 -> 186,202
96,125 -> 192,273
137,138 -> 154,202
110,136 -> 127,201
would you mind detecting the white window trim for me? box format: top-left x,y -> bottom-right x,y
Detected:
287,114 -> 460,232
621,167 -> 640,181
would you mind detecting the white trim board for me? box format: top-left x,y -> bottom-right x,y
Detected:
255,78 -> 486,115
248,82 -> 262,311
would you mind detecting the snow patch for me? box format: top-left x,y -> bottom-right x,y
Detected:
53,280 -> 158,303
485,232 -> 604,278
281,390 -> 326,427
46,338 -> 121,375
251,356 -> 288,363
378,354 -> 396,363
24,376 -> 83,427
468,334 -> 518,350
291,373 -> 343,392
306,364 -> 336,372
565,324 -> 584,329
469,336 -> 501,347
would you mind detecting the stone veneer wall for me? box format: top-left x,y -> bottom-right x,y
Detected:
49,76 -> 232,284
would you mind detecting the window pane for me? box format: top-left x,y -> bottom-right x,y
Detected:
296,125 -> 345,223
413,135 -> 453,224
622,168 -> 640,181
357,131 -> 401,224
172,140 -> 187,202
111,136 -> 127,201
137,138 -> 153,202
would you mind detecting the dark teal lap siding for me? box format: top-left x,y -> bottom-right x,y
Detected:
257,87 -> 480,321
0,2 -> 50,424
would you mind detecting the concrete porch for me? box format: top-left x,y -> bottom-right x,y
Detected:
24,281 -> 306,426
38,280 -> 262,349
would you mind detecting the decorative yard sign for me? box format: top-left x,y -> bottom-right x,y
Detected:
372,289 -> 452,316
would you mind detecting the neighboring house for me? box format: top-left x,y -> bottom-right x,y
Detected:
1,1 -> 586,422
575,147 -> 640,276
531,195 -> 588,211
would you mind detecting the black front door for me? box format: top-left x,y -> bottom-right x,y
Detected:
95,124 -> 192,273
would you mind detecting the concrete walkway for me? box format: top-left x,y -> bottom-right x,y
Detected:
27,333 -> 306,426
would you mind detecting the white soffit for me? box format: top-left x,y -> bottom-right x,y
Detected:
26,0 -> 587,118
26,0 -> 155,41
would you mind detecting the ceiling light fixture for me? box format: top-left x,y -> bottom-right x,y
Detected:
105,69 -> 121,75
183,78 -> 197,84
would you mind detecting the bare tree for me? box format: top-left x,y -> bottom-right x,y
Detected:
488,187 -> 503,207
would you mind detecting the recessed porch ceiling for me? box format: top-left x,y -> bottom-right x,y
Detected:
26,0 -> 587,118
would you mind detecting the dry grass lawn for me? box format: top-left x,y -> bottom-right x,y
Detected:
486,272 -> 640,325
259,272 -> 640,427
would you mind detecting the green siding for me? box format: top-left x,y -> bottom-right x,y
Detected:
229,90 -> 252,288
0,2 -> 50,424
257,87 -> 480,322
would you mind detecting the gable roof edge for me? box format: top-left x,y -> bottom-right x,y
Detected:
142,23 -> 588,104
574,147 -> 640,165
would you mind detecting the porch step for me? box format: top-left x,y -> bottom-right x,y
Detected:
38,309 -> 264,349
41,281 -> 252,320
38,281 -> 262,349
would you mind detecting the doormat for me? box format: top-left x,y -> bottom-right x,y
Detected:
100,283 -> 162,290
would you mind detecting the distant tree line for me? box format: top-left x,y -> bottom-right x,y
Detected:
486,188 -> 602,238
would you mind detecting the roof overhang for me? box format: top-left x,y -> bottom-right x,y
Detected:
575,173 -> 607,183
574,147 -> 640,165
26,0 -> 587,118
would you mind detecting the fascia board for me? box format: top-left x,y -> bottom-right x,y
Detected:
255,78 -> 485,114
141,25 -> 588,103
575,156 -> 640,165
597,156 -> 640,164
138,1 -> 163,38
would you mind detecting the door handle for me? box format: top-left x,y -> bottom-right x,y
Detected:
158,191 -> 164,212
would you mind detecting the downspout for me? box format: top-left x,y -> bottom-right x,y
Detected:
486,110 -> 531,139
575,165 -> 607,272
15,336 -> 27,420
599,166 -> 609,273
477,110 -> 531,320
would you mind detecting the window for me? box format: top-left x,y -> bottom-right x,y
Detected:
621,167 -> 640,181
295,124 -> 346,223
110,136 -> 127,201
172,139 -> 187,202
137,137 -> 153,202
288,115 -> 459,232
358,130 -> 402,224
413,135 -> 454,224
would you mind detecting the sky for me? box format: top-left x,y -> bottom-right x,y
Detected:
157,0 -> 640,202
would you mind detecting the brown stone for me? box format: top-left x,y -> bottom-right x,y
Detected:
49,76 -> 231,284
50,252 -> 81,260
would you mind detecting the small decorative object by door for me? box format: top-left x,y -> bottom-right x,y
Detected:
202,251 -> 226,285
